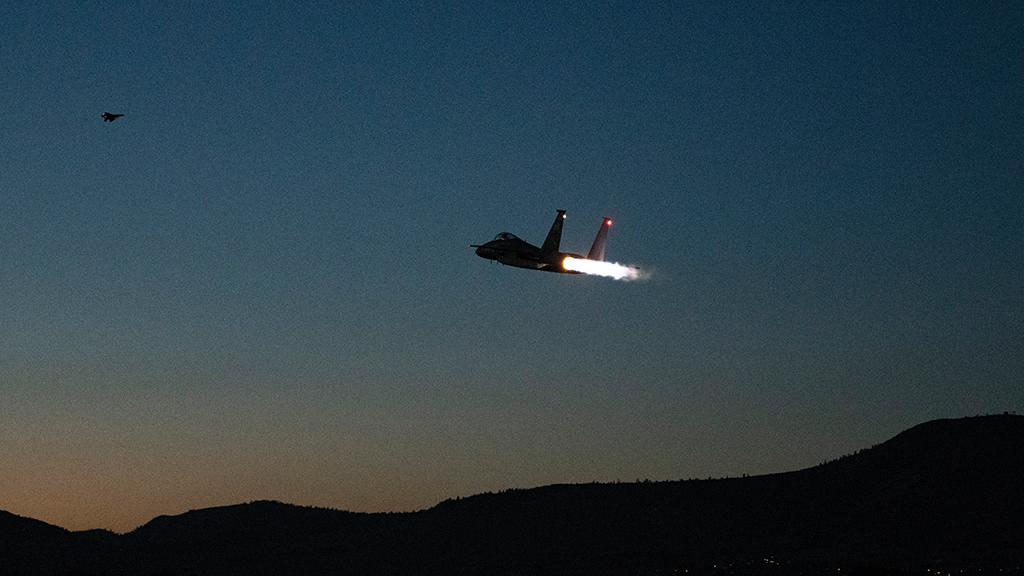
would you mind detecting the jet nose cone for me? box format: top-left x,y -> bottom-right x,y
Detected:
475,244 -> 499,260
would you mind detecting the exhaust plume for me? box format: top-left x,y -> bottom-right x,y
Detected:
562,257 -> 646,281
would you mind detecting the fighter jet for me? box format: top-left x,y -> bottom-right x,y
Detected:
472,210 -> 612,274
101,112 -> 124,122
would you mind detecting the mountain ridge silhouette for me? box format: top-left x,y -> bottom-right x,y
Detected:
2,414 -> 1022,575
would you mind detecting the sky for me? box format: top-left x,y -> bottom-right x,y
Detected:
1,1 -> 1021,533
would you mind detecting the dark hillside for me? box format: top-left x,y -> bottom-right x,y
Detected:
2,415 -> 1022,575
400,415 -> 1023,573
0,510 -> 117,575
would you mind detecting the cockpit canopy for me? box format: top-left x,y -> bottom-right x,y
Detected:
494,232 -> 519,241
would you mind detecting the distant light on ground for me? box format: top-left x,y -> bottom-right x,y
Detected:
562,257 -> 646,281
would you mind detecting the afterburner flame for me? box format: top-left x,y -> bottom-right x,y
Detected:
562,257 -> 644,281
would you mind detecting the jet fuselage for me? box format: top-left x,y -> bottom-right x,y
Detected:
472,210 -> 611,274
473,236 -> 583,273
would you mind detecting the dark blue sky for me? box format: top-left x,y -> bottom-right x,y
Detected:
1,1 -> 1021,531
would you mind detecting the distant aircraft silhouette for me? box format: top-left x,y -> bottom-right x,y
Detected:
101,112 -> 124,122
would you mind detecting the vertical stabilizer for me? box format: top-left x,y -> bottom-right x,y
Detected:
586,217 -> 612,261
540,210 -> 567,254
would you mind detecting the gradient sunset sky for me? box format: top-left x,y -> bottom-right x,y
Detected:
1,1 -> 1021,532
